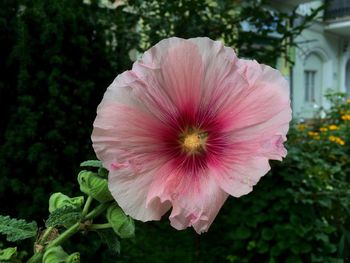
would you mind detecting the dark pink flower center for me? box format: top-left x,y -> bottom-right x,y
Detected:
159,107 -> 228,175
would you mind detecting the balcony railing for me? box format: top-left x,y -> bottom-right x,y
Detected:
324,0 -> 350,21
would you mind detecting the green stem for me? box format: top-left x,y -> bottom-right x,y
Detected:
47,222 -> 80,249
47,202 -> 110,248
27,201 -> 111,263
85,202 -> 110,220
27,252 -> 43,263
39,226 -> 54,246
82,196 -> 93,217
89,223 -> 112,230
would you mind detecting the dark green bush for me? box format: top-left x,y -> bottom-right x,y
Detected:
0,0 -> 138,220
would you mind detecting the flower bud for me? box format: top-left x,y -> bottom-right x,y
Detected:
106,204 -> 135,238
43,246 -> 80,263
77,170 -> 113,203
49,193 -> 84,213
66,252 -> 80,263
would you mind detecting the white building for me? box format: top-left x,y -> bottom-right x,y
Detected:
272,0 -> 350,118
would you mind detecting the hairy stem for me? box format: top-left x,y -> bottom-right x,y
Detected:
89,223 -> 112,230
85,202 -> 110,220
27,201 -> 111,262
82,196 -> 93,217
47,222 -> 80,249
38,226 -> 54,246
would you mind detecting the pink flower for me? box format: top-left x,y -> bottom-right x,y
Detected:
92,37 -> 291,233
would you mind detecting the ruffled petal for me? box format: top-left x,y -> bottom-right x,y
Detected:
146,162 -> 229,234
92,101 -> 168,172
108,166 -> 172,221
92,73 -> 173,221
218,60 -> 291,134
131,38 -> 204,120
188,38 -> 249,117
214,60 -> 291,161
209,156 -> 271,198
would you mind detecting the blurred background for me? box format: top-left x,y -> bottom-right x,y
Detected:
1,0 -> 350,262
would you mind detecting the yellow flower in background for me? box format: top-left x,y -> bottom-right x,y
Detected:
328,125 -> 339,130
329,135 -> 337,142
308,131 -> 319,137
329,135 -> 345,145
308,131 -> 320,140
346,99 -> 350,104
341,114 -> 350,121
297,124 -> 306,131
319,127 -> 328,132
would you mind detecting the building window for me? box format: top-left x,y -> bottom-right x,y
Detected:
304,70 -> 316,102
346,60 -> 350,96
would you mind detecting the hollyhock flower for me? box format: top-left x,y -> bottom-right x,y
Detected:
92,37 -> 291,233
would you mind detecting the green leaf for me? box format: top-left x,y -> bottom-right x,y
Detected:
46,206 -> 82,228
0,247 -> 17,261
80,160 -> 103,168
97,229 -> 121,254
43,246 -> 80,263
106,204 -> 135,239
285,255 -> 302,263
0,215 -> 37,242
233,226 -> 251,240
49,192 -> 84,213
262,228 -> 274,241
43,246 -> 67,263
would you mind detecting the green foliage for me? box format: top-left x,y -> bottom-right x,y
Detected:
128,0 -> 321,66
0,247 -> 17,261
96,229 -> 121,255
80,160 -> 103,168
43,246 -> 80,263
0,215 -> 37,242
45,206 -> 82,228
0,0 -> 139,220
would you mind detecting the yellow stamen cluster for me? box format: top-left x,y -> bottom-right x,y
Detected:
180,129 -> 208,154
328,135 -> 345,145
341,114 -> 350,121
183,134 -> 201,151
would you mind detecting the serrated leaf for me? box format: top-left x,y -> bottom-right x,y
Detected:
97,229 -> 121,254
46,206 -> 82,228
0,247 -> 17,260
80,160 -> 103,168
0,215 -> 37,242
